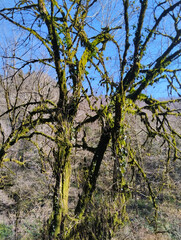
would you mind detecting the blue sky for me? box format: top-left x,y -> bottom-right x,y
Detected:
0,0 -> 180,99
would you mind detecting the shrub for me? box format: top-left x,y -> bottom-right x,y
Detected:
0,224 -> 13,240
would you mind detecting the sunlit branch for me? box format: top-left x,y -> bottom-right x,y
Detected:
140,1 -> 181,56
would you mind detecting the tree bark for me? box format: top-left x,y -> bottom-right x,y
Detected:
75,124 -> 111,217
48,134 -> 72,239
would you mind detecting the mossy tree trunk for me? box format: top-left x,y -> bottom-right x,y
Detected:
111,93 -> 128,218
1,0 -> 181,239
48,124 -> 72,239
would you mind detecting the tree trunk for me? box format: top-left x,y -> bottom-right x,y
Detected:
112,94 -> 127,217
75,124 -> 111,217
48,137 -> 72,239
112,94 -> 125,194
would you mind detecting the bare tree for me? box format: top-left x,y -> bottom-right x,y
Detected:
0,0 -> 181,239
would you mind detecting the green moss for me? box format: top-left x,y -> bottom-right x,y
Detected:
62,160 -> 71,213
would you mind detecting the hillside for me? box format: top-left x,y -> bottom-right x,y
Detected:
0,73 -> 181,240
